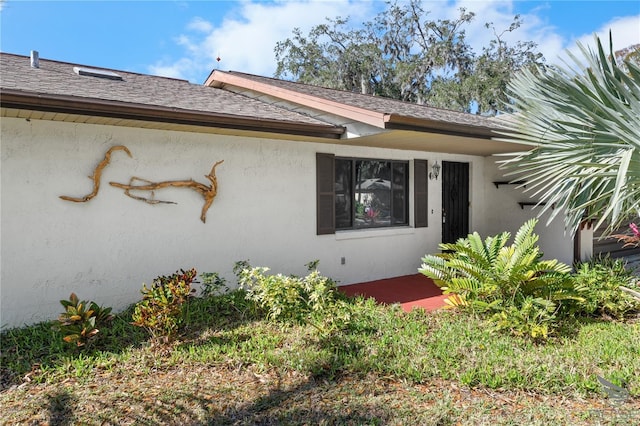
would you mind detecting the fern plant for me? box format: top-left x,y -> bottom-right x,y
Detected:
419,219 -> 577,339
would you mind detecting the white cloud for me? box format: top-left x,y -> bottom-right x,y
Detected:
564,15 -> 640,57
187,17 -> 214,33
149,57 -> 199,80
211,0 -> 379,74
148,0 -> 378,82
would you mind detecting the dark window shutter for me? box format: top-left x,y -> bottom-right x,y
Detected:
414,159 -> 428,228
317,153 -> 335,235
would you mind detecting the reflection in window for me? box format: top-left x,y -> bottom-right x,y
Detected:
335,159 -> 352,229
335,158 -> 408,230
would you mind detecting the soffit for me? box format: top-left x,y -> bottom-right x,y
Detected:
0,107 -> 344,143
335,130 -> 533,156
2,107 -> 533,155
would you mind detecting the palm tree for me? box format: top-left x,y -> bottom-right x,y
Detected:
496,33 -> 640,235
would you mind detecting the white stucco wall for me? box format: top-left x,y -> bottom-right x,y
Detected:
481,157 -> 575,266
1,117 -> 573,328
0,118 -> 484,327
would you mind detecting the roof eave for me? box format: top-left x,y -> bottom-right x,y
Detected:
206,71 -> 387,128
208,72 -> 500,140
383,113 -> 495,139
0,89 -> 346,140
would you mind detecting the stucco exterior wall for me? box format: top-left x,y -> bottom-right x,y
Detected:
481,157 -> 575,266
1,117 -> 575,328
1,117 -> 488,327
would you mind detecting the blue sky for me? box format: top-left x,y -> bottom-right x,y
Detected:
1,1 -> 639,83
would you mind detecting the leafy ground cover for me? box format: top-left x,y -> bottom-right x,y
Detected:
1,290 -> 639,425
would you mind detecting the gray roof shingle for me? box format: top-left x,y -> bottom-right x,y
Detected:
0,53 -> 332,127
222,71 -> 496,130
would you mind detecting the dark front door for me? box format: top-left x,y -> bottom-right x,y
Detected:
442,161 -> 469,244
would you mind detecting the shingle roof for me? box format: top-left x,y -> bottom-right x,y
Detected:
215,71 -> 496,131
0,53 -> 337,128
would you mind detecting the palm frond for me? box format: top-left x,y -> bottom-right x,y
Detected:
496,33 -> 640,234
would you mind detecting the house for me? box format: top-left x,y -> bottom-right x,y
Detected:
0,51 -> 586,327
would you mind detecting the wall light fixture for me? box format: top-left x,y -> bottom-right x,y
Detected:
429,161 -> 441,180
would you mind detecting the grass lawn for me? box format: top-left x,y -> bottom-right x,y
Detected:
1,291 -> 639,425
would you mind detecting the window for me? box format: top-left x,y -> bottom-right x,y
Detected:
317,153 -> 428,235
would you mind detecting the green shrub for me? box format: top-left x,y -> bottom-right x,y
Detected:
572,257 -> 640,320
199,272 -> 228,298
131,268 -> 197,340
419,219 -> 577,339
235,261 -> 348,334
55,293 -> 114,347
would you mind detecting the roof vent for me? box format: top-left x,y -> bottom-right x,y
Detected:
30,50 -> 39,68
73,66 -> 123,81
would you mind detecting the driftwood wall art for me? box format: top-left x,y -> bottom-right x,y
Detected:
109,160 -> 224,223
59,145 -> 132,202
60,145 -> 223,223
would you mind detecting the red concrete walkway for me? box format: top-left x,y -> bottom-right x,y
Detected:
339,274 -> 448,312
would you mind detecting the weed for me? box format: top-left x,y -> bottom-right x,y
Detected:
199,272 -> 228,298
572,258 -> 640,320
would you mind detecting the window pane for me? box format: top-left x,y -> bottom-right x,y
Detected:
354,160 -> 391,228
330,157 -> 409,231
335,159 -> 352,229
392,162 -> 408,225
